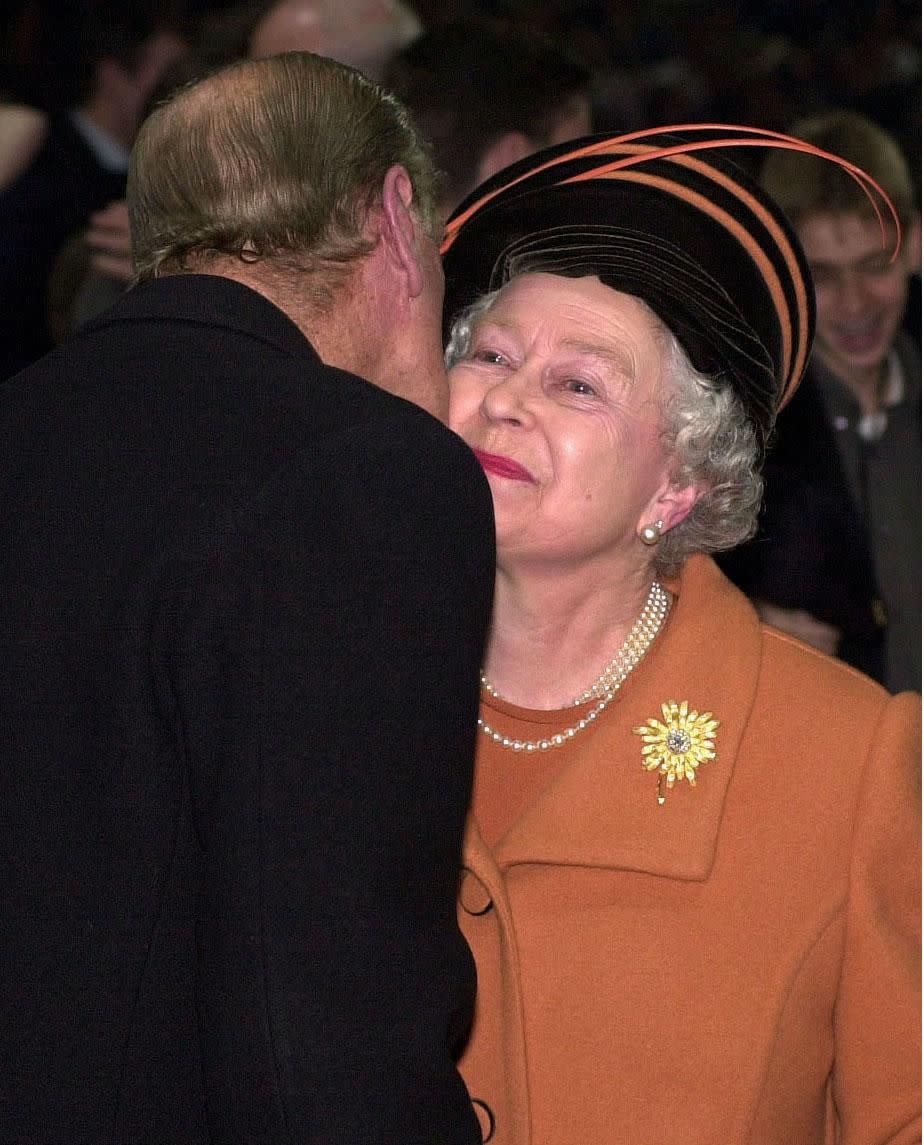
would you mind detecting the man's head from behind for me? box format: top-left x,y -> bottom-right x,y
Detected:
385,20 -> 592,221
760,111 -> 920,387
129,53 -> 448,416
129,53 -> 438,293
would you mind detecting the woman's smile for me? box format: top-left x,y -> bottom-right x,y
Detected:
472,449 -> 537,482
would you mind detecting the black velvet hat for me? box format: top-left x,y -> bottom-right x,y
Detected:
441,125 -> 897,451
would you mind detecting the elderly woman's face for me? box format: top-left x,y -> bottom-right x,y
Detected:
448,273 -> 673,567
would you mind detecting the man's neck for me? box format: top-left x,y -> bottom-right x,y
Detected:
203,254 -> 447,421
816,351 -> 888,417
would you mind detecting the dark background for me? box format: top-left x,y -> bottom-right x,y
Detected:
1,0 -> 919,177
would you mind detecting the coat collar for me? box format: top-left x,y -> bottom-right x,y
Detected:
468,556 -> 764,882
84,273 -> 317,363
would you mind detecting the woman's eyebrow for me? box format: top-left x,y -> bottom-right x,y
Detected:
470,325 -> 636,377
560,338 -> 636,377
471,319 -> 511,337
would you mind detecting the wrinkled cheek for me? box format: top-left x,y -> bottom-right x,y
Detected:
448,416 -> 476,441
446,397 -> 476,437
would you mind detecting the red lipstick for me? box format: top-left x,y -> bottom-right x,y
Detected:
473,449 -> 536,483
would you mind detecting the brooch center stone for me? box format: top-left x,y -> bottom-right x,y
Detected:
666,728 -> 692,753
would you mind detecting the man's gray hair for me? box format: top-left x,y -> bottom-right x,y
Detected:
129,52 -> 439,306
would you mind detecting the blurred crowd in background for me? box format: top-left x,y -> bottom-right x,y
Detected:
2,1 -> 919,165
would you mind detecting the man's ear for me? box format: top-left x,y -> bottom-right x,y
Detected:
476,131 -> 534,186
380,163 -> 425,298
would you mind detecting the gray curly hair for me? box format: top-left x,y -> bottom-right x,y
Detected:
444,283 -> 764,577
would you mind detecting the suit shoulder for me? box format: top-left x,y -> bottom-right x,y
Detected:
344,401 -> 493,529
323,384 -> 489,494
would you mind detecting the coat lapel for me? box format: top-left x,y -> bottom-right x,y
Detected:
484,557 -> 763,882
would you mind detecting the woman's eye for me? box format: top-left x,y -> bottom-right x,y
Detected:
563,378 -> 598,397
472,349 -> 508,365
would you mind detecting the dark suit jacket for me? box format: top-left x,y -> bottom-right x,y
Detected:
721,331 -> 921,691
719,372 -> 886,682
0,274 -> 495,1144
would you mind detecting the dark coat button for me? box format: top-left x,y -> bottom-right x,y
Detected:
459,869 -> 493,915
471,1097 -> 496,1142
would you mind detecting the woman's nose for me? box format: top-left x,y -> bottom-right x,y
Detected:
480,370 -> 535,426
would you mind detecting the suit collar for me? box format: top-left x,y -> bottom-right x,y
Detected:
84,274 -> 317,363
812,331 -> 921,430
471,556 -> 763,882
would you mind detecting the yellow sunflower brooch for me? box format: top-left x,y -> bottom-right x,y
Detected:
633,700 -> 719,805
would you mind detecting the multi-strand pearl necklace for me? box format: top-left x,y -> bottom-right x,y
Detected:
478,581 -> 671,753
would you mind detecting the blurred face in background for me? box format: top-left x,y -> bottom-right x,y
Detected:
249,0 -> 420,78
98,29 -> 189,144
546,92 -> 593,146
799,209 -> 918,388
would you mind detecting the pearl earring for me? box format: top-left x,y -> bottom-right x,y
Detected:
639,519 -> 663,546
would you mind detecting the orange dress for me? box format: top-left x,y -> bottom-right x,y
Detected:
459,555 -> 921,1145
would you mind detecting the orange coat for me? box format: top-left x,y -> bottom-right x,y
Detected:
459,556 -> 921,1145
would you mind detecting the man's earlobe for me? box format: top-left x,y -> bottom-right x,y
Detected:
381,164 -> 424,297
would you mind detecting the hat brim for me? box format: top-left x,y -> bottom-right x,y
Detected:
441,130 -> 817,447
